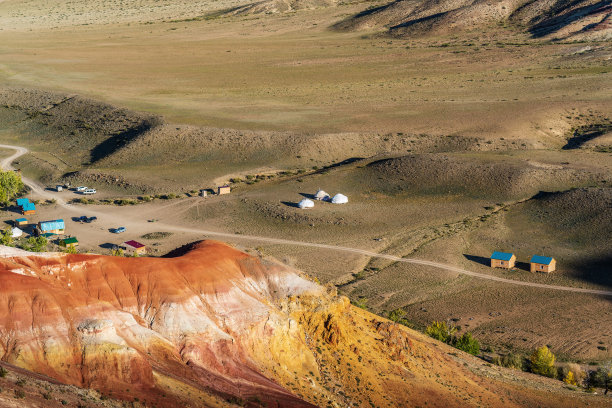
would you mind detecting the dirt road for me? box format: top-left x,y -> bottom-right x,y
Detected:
2,144 -> 611,297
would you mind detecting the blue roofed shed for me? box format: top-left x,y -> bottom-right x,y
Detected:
490,251 -> 516,269
530,255 -> 556,273
16,198 -> 30,207
15,218 -> 28,226
21,202 -> 36,214
38,219 -> 65,234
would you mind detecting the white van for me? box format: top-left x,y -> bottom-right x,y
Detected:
82,188 -> 97,195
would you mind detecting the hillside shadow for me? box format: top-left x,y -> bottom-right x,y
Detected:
89,118 -> 159,164
567,255 -> 612,290
528,0 -> 610,38
390,11 -> 447,30
562,123 -> 611,149
463,254 -> 490,267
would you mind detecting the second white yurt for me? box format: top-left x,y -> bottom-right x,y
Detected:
314,189 -> 329,201
331,194 -> 348,204
298,198 -> 315,209
11,227 -> 23,238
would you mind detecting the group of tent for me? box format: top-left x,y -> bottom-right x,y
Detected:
298,190 -> 348,209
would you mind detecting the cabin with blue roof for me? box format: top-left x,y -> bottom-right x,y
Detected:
37,219 -> 65,235
490,251 -> 516,269
21,202 -> 36,215
530,255 -> 556,273
16,198 -> 30,207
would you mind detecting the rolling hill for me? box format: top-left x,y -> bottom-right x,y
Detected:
333,0 -> 611,40
0,241 -> 609,407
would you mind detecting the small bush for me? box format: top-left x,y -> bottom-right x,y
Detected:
453,332 -> 480,356
530,346 -> 557,378
425,321 -> 456,343
14,389 -> 25,399
15,378 -> 26,387
0,366 -> 7,377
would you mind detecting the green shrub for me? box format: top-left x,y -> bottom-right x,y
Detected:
499,352 -> 525,370
22,236 -> 47,252
0,366 -> 7,377
0,171 -> 24,205
425,321 -> 456,343
453,332 -> 480,355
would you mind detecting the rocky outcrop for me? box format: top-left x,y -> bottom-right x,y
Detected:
0,241 -> 608,407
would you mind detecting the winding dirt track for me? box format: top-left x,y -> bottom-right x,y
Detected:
2,143 -> 610,297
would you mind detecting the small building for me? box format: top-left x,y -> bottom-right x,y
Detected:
199,189 -> 207,197
217,185 -> 231,195
530,255 -> 556,273
16,198 -> 30,207
21,202 -> 36,215
122,240 -> 146,256
490,251 -> 516,269
15,218 -> 28,226
38,219 -> 65,235
331,193 -> 348,204
60,237 -> 79,249
56,185 -> 63,192
314,189 -> 330,201
11,228 -> 23,238
298,198 -> 315,209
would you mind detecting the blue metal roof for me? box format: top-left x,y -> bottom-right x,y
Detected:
530,255 -> 553,265
22,202 -> 36,211
491,251 -> 514,261
15,218 -> 27,222
40,219 -> 64,232
16,198 -> 30,206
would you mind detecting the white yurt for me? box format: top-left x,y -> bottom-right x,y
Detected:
331,193 -> 348,204
298,198 -> 315,209
314,189 -> 330,201
11,227 -> 23,238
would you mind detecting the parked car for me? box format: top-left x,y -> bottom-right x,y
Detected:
87,216 -> 97,223
75,186 -> 87,192
75,215 -> 88,222
111,227 -> 126,234
82,188 -> 97,195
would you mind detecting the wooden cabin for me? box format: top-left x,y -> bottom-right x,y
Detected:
38,219 -> 65,235
122,240 -> 146,256
15,218 -> 28,227
217,185 -> 231,195
21,202 -> 36,215
60,237 -> 79,249
530,255 -> 556,273
490,251 -> 516,269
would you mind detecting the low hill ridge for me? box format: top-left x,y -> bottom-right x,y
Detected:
0,241 -> 608,407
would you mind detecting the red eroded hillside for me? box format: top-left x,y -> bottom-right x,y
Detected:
0,241 -> 608,407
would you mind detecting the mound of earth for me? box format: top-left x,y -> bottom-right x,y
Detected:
333,0 -> 611,40
0,87 -> 161,167
210,0 -> 342,17
1,87 -> 539,191
0,240 -> 608,407
364,153 -> 595,201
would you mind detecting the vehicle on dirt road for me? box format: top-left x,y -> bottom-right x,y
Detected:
111,227 -> 126,234
75,186 -> 87,192
82,188 -> 97,195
